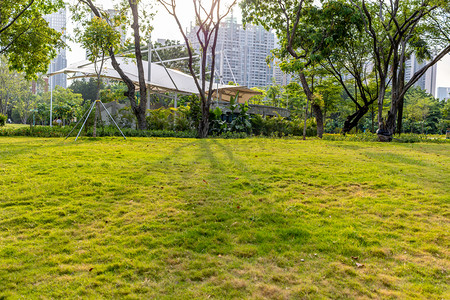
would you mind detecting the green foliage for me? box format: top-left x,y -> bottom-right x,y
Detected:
0,125 -> 197,138
146,106 -> 193,132
403,87 -> 442,134
100,83 -> 128,104
39,86 -> 84,124
0,0 -> 65,79
146,108 -> 173,130
76,16 -> 122,63
186,94 -> 202,130
250,114 -> 317,137
69,78 -> 100,104
0,113 -> 6,126
209,107 -> 228,135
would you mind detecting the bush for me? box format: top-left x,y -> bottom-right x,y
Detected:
250,115 -> 316,137
322,132 -> 449,143
0,114 -> 6,127
146,106 -> 194,132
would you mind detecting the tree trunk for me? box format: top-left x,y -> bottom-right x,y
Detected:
93,101 -> 97,138
371,105 -> 375,133
129,0 -> 147,130
298,72 -> 323,138
84,0 -> 147,130
342,106 -> 369,134
376,77 -> 392,141
303,97 -> 309,140
396,94 -> 404,135
198,99 -> 210,138
311,103 -> 323,138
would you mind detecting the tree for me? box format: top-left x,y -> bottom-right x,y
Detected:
69,78 -> 99,105
266,84 -> 282,107
320,22 -> 379,134
11,81 -> 35,124
0,0 -> 64,78
158,0 -> 237,138
0,55 -> 23,116
350,0 -> 450,140
75,15 -> 121,137
241,0 -> 362,138
39,86 -> 83,125
73,0 -> 150,130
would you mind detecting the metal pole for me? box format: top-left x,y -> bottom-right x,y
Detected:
99,101 -> 126,140
75,100 -> 96,141
64,102 -> 95,140
50,75 -> 53,127
147,33 -> 152,110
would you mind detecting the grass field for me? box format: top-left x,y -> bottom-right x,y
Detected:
3,124 -> 29,129
0,137 -> 448,299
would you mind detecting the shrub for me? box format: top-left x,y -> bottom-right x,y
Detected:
250,115 -> 316,137
0,114 -> 6,127
146,108 -> 174,130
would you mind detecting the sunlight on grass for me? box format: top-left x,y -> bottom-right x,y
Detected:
0,137 -> 448,298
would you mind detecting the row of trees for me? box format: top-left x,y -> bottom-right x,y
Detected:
241,0 -> 450,140
252,80 -> 449,134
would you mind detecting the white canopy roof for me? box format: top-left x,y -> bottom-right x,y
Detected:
49,57 -> 260,103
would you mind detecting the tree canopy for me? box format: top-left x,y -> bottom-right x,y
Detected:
0,0 -> 65,79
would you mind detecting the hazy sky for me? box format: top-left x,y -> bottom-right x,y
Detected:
66,0 -> 450,91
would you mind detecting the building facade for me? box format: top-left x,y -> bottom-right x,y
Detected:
437,87 -> 450,100
44,7 -> 67,90
405,53 -> 437,97
188,17 -> 289,88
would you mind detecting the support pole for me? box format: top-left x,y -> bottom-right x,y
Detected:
50,75 -> 53,127
99,101 -> 126,140
75,100 -> 96,141
64,101 -> 95,140
147,33 -> 152,111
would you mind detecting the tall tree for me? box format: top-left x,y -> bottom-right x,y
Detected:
321,22 -> 379,134
0,55 -> 22,115
350,0 -> 450,140
158,0 -> 237,138
75,15 -> 121,137
241,0 -> 362,138
69,78 -> 99,105
0,0 -> 64,78
73,0 -> 150,130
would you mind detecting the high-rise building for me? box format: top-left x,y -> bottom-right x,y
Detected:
188,17 -> 289,88
437,87 -> 450,100
44,7 -> 67,90
405,53 -> 437,97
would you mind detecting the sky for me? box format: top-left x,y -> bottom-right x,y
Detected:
66,0 -> 450,91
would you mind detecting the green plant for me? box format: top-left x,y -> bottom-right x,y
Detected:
186,94 -> 202,132
209,107 -> 227,135
0,113 -> 6,126
229,102 -> 252,133
146,108 -> 173,130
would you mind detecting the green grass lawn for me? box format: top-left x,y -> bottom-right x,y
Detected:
0,137 -> 448,299
3,124 -> 30,129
